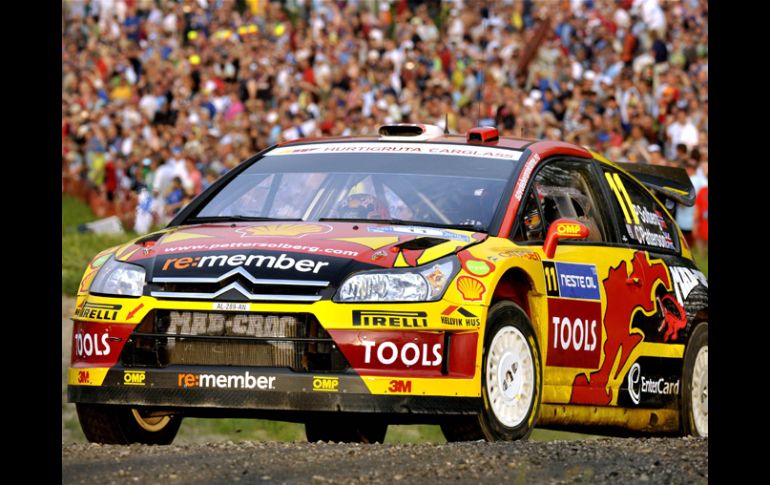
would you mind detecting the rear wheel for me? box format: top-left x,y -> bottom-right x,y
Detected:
305,416 -> 387,443
76,403 -> 182,445
681,322 -> 708,437
441,301 -> 541,441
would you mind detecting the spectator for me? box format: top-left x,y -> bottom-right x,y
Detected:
693,159 -> 708,254
675,155 -> 708,248
61,0 -> 708,244
164,176 -> 186,219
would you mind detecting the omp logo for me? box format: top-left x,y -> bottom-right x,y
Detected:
352,310 -> 428,328
556,223 -> 582,236
312,376 -> 339,392
627,363 -> 680,405
161,253 -> 329,274
123,370 -> 146,386
388,379 -> 412,393
177,372 -> 276,390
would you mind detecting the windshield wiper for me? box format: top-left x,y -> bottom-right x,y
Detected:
187,216 -> 303,223
318,218 -> 487,233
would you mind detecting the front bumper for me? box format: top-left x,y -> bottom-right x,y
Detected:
67,365 -> 481,417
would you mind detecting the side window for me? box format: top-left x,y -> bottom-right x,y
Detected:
514,160 -> 607,243
602,169 -> 678,252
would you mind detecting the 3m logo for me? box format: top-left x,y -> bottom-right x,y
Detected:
78,370 -> 90,384
123,370 -> 146,386
543,262 -> 559,297
388,379 -> 412,393
312,376 -> 339,392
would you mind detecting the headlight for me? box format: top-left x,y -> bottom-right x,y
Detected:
335,256 -> 457,302
89,257 -> 146,297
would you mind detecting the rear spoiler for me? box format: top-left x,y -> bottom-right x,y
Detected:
616,162 -> 695,207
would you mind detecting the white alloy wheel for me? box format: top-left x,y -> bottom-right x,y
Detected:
690,346 -> 708,436
485,326 -> 535,428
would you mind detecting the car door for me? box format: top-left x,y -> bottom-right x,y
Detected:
598,165 -> 702,410
512,157 -> 656,407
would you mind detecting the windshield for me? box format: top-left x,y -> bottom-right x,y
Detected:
192,142 -> 522,232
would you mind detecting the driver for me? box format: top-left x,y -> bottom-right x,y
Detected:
338,193 -> 389,219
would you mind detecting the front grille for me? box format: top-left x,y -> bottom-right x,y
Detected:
120,311 -> 349,371
148,269 -> 330,303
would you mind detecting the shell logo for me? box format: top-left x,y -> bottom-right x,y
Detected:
236,223 -> 332,238
456,276 -> 486,301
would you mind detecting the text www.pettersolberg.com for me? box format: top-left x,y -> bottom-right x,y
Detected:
162,242 -> 359,257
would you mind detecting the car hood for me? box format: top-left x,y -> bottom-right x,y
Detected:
116,222 -> 486,287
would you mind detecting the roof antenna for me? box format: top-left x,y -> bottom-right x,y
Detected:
444,112 -> 449,134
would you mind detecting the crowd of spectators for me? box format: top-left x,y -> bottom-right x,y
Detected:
61,0 -> 707,248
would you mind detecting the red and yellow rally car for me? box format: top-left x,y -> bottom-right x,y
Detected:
68,124 -> 708,444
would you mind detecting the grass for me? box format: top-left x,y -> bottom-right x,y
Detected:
693,248 -> 708,278
61,195 -> 138,296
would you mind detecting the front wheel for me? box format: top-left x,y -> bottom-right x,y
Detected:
441,301 -> 542,441
681,322 -> 708,437
76,403 -> 182,445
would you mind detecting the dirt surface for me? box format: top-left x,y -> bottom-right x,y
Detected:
62,438 -> 707,484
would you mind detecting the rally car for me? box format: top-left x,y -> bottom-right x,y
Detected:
68,124 -> 708,444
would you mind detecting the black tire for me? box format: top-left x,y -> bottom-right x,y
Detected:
681,322 -> 708,437
441,301 -> 542,442
76,403 -> 182,445
305,416 -> 388,443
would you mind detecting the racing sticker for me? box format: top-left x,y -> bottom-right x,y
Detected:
440,306 -> 481,327
154,250 -> 342,279
542,261 -> 600,300
546,298 -> 603,368
629,290 -> 687,344
352,310 -> 428,328
570,251 -> 671,405
71,321 -> 135,367
456,276 -> 486,301
267,142 -> 523,161
74,302 -> 122,321
235,223 -> 333,238
669,266 -> 708,305
458,252 -> 495,276
328,330 -> 477,378
544,261 -> 603,368
368,225 -> 471,242
617,357 -> 682,408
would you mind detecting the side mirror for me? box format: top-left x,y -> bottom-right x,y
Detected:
543,219 -> 590,259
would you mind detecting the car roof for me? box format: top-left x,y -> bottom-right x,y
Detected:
276,133 -> 595,160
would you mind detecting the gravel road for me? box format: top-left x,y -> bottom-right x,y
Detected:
62,437 -> 707,484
